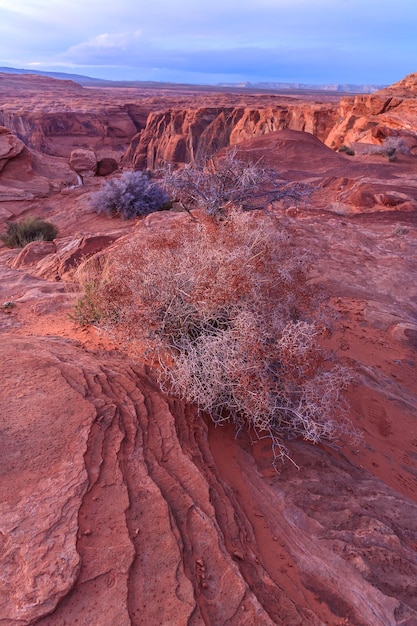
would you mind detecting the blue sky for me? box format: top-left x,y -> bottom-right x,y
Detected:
0,0 -> 416,85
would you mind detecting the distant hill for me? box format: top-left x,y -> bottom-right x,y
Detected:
0,66 -> 387,93
0,66 -> 113,86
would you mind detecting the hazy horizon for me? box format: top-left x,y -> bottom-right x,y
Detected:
0,0 -> 416,86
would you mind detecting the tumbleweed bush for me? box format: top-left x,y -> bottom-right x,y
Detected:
76,208 -> 355,465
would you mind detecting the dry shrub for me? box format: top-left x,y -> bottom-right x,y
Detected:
71,254 -> 116,325
362,136 -> 410,162
76,209 -> 356,465
162,147 -> 311,216
89,171 -> 169,219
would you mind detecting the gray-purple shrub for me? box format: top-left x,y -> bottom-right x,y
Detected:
90,171 -> 169,219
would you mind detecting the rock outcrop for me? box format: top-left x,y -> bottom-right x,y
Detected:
325,72 -> 417,150
1,326 -> 416,625
0,127 -> 77,200
0,126 -> 25,172
229,129 -> 417,214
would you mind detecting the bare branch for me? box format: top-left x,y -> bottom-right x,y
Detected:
161,148 -> 312,217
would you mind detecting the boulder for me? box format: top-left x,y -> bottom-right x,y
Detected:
9,240 -> 56,268
97,157 -> 118,176
69,149 -> 97,180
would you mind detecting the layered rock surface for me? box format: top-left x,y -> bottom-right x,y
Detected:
1,333 -> 416,626
1,201 -> 417,625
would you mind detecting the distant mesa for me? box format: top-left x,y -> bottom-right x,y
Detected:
217,81 -> 387,94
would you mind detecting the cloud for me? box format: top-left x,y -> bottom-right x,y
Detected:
66,31 -> 142,55
1,0 -> 416,84
58,25 -> 405,84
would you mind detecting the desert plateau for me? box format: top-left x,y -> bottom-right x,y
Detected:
1,70 -> 417,626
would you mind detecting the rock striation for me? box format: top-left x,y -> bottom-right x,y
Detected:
1,330 -> 416,626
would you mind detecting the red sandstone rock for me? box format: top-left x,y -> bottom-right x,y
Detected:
0,126 -> 25,172
96,157 -> 118,176
325,73 -> 417,150
0,337 -> 95,624
69,148 -> 97,180
0,127 -> 77,200
7,233 -> 123,280
378,71 -> 417,97
225,129 -> 417,217
8,240 -> 56,267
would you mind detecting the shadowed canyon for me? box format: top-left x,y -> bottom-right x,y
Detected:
1,72 -> 417,625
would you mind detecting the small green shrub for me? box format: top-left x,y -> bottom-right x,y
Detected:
89,171 -> 169,219
392,223 -> 409,236
71,281 -> 103,326
1,217 -> 58,248
338,145 -> 355,156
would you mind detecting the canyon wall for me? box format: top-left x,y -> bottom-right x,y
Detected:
0,108 -> 141,159
124,103 -> 339,170
0,73 -> 158,159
